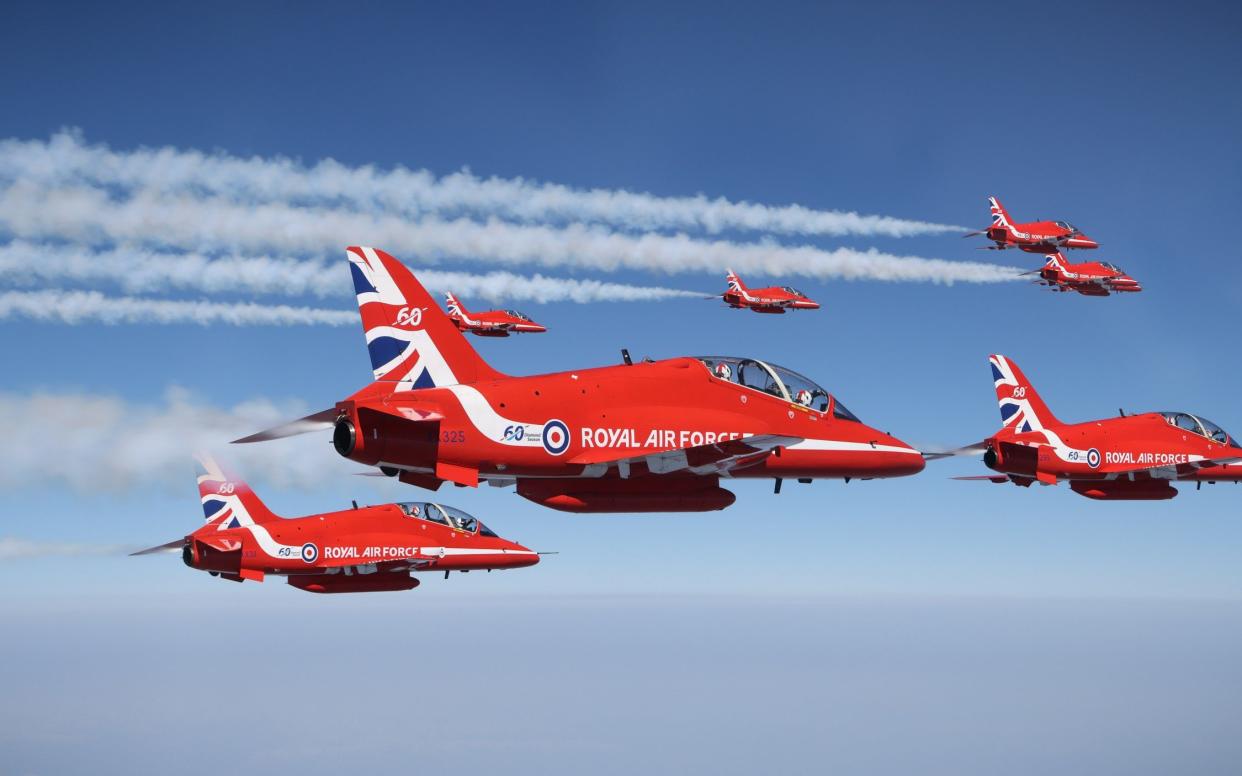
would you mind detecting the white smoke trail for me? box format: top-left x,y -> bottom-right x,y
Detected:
0,537 -> 132,561
0,241 -> 703,302
0,387 -> 355,493
0,183 -> 1024,283
0,130 -> 966,238
0,289 -> 356,326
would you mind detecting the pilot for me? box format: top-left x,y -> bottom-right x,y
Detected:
714,362 -> 732,380
796,389 -> 813,407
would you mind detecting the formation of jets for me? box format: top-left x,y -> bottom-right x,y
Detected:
134,197 -> 1196,594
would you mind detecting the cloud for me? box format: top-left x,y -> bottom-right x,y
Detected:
0,184 -> 1024,284
0,241 -> 702,303
0,130 -> 966,238
0,289 -> 357,326
0,537 -> 131,560
0,387 -> 351,493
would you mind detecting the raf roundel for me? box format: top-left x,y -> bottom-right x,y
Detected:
1086,448 -> 1101,469
542,419 -> 570,456
300,542 -> 319,564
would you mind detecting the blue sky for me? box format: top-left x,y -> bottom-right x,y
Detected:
3,1 -> 1242,772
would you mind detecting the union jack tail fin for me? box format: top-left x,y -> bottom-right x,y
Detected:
347,247 -> 504,390
988,196 -> 1015,231
1045,252 -> 1068,271
195,454 -> 280,528
989,354 -> 1060,433
444,291 -> 468,321
725,269 -> 747,293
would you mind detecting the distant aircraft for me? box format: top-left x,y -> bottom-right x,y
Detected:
445,292 -> 546,336
131,455 -> 539,593
942,355 -> 1242,500
965,196 -> 1099,253
1029,253 -> 1141,296
720,269 -> 820,313
235,247 -> 923,513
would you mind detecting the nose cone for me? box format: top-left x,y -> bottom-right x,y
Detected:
1115,275 -> 1142,292
842,425 -> 925,478
1067,235 -> 1099,249
509,542 -> 541,568
801,299 -> 821,310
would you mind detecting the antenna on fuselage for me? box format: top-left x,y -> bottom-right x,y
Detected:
352,499 -> 358,509
1119,408 -> 1126,417
621,348 -> 633,366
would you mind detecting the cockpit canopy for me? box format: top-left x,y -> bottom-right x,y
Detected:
780,286 -> 806,297
396,502 -> 501,536
697,356 -> 860,421
1160,412 -> 1237,447
504,310 -> 533,321
1100,261 -> 1123,273
1054,221 -> 1080,234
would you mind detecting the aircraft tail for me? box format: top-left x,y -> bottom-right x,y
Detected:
444,291 -> 468,321
195,454 -> 281,528
1044,252 -> 1069,272
988,196 -> 1015,231
725,269 -> 748,294
989,355 -> 1060,433
347,247 -> 504,390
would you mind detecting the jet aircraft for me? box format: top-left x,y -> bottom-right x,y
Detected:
719,269 -> 820,313
132,456 -> 539,593
235,247 -> 923,513
947,355 -> 1242,500
445,292 -> 547,336
965,196 -> 1099,253
1029,253 -> 1141,296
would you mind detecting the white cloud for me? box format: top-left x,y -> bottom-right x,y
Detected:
0,289 -> 356,326
0,241 -> 702,303
0,387 -> 351,493
0,183 -> 1023,284
0,130 -> 966,238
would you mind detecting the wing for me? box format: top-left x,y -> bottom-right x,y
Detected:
569,434 -> 801,477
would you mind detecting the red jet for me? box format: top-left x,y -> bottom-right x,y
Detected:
445,292 -> 547,336
966,196 -> 1099,253
236,247 -> 923,513
1029,253 -> 1142,296
948,355 -> 1242,500
720,270 -> 820,313
132,455 -> 539,593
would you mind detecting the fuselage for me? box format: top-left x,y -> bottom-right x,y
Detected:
185,503 -> 538,583
332,356 -> 923,488
1040,259 -> 1141,295
988,221 -> 1099,253
985,412 -> 1242,484
723,286 -> 820,312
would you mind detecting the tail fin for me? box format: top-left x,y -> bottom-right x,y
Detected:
196,454 -> 280,528
444,291 -> 467,320
347,247 -> 504,390
1045,252 -> 1068,271
726,269 -> 747,293
989,355 -> 1060,433
988,196 -> 1015,231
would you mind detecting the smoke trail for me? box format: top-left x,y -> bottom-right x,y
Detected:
0,289 -> 356,326
0,537 -> 133,561
0,241 -> 703,302
0,130 -> 966,238
0,184 -> 1024,283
